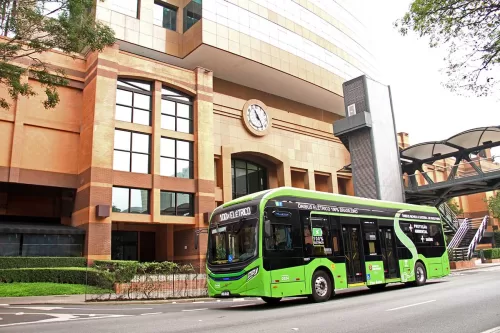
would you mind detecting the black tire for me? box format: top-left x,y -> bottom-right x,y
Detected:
367,283 -> 387,292
261,296 -> 281,305
414,262 -> 427,286
309,270 -> 332,303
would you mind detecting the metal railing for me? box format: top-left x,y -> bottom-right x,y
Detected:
447,218 -> 470,250
438,202 -> 459,233
466,216 -> 489,260
404,155 -> 500,188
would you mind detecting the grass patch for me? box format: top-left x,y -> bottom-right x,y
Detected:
0,283 -> 112,297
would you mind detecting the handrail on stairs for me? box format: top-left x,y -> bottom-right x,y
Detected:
466,215 -> 489,260
447,218 -> 470,250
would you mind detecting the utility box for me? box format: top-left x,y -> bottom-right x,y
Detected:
333,75 -> 405,202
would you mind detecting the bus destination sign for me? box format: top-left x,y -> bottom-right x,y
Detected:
297,202 -> 359,214
214,205 -> 257,223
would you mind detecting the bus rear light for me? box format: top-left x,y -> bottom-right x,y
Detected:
274,280 -> 279,283
296,278 -> 300,281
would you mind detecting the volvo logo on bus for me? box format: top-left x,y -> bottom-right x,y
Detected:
218,207 -> 252,222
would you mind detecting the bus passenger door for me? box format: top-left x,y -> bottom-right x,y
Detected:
342,225 -> 364,284
264,208 -> 305,297
379,227 -> 399,279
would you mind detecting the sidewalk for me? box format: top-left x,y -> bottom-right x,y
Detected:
450,262 -> 500,272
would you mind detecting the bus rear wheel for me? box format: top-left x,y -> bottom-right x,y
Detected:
261,297 -> 281,305
309,270 -> 332,303
414,262 -> 427,286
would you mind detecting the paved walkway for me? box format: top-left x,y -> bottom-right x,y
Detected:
2,262 -> 499,305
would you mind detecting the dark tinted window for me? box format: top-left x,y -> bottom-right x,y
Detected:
231,159 -> 267,199
113,130 -> 150,174
160,191 -> 194,216
160,138 -> 193,178
161,86 -> 193,133
154,2 -> 177,30
112,187 -> 149,214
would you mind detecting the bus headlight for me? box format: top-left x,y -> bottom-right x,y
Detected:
247,267 -> 259,281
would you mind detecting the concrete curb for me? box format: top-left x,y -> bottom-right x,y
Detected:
450,263 -> 500,273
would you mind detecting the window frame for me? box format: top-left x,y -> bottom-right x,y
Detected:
183,0 -> 202,32
160,191 -> 194,216
160,137 -> 194,179
153,1 -> 178,31
115,78 -> 153,126
112,186 -> 150,214
161,86 -> 193,134
231,159 -> 267,199
113,129 -> 151,174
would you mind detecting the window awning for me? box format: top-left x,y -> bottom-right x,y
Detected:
0,222 -> 85,235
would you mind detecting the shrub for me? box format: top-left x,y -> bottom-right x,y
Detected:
92,260 -> 139,283
0,268 -> 113,289
483,248 -> 500,260
0,257 -> 86,269
494,231 -> 500,247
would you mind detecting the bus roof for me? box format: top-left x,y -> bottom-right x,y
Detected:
217,187 -> 438,214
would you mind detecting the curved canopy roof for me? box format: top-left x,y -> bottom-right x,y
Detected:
400,126 -> 500,162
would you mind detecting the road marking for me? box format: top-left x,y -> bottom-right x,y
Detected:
15,312 -> 24,315
232,299 -> 246,302
193,301 -> 205,303
230,303 -> 255,308
386,300 -> 436,312
0,313 -> 132,328
480,326 -> 500,333
10,306 -> 154,311
182,308 -> 208,312
140,312 -> 162,316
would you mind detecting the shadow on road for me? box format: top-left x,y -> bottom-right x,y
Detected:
217,281 -> 447,312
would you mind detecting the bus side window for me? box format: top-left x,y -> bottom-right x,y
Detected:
265,224 -> 293,251
330,216 -> 342,256
310,214 -> 331,256
429,224 -> 444,246
398,222 -> 414,246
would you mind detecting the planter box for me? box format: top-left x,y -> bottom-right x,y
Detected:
450,261 -> 476,270
482,259 -> 500,263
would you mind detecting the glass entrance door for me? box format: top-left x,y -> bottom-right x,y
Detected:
342,225 -> 363,284
379,227 -> 399,279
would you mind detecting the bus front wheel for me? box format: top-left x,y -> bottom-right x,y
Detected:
261,297 -> 281,305
309,270 -> 332,303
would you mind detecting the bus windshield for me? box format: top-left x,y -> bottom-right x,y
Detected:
208,218 -> 258,265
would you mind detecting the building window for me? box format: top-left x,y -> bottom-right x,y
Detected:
113,130 -> 150,174
161,86 -> 193,134
183,0 -> 202,32
153,1 -> 177,31
115,79 -> 152,126
160,191 -> 194,216
110,0 -> 139,18
232,159 -> 267,199
160,137 -> 193,178
112,187 -> 150,214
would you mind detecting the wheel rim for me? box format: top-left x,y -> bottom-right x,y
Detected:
416,266 -> 425,282
315,276 -> 328,297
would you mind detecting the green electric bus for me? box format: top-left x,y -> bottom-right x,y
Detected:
205,187 -> 450,304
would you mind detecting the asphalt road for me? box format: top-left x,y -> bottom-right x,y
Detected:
1,266 -> 500,333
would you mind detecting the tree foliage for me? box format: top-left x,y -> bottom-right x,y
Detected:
487,192 -> 500,219
396,0 -> 500,96
447,199 -> 463,216
0,0 -> 115,109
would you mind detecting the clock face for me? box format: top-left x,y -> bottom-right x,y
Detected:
247,104 -> 269,131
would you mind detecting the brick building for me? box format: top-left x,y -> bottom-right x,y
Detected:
3,0 -> 493,266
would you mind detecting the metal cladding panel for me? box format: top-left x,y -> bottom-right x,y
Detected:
365,78 -> 405,202
342,76 -> 369,116
348,129 -> 377,199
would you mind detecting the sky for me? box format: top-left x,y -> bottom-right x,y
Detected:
342,0 -> 499,157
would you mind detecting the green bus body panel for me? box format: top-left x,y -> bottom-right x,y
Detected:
207,187 -> 450,299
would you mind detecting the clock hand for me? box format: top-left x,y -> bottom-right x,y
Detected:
254,110 -> 263,127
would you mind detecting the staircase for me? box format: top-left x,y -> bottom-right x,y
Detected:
448,216 -> 489,261
437,202 -> 459,234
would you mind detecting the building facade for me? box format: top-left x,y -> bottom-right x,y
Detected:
0,0 -> 382,266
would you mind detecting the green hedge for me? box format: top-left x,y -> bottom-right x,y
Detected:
0,257 -> 86,269
0,268 -> 113,289
483,248 -> 500,259
92,260 -> 139,283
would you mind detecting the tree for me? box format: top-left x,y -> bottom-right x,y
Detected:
396,0 -> 500,96
447,199 -> 463,216
0,0 -> 115,110
487,192 -> 500,219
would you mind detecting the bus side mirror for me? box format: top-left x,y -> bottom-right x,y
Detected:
264,220 -> 272,238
